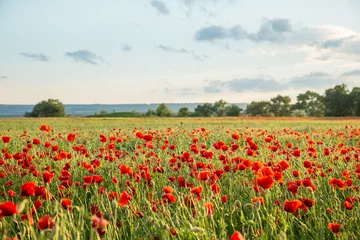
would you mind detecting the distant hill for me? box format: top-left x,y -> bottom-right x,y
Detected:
87,112 -> 143,118
0,103 -> 248,118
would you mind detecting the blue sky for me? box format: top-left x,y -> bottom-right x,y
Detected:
0,0 -> 360,104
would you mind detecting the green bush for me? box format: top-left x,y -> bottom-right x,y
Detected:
24,99 -> 65,117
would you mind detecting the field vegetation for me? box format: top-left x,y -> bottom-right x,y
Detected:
0,118 -> 359,239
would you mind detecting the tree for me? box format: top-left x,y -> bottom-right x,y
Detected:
350,87 -> 360,116
24,99 -> 65,117
156,104 -> 173,117
144,108 -> 156,117
293,91 -> 325,116
270,95 -> 292,116
324,84 -> 352,116
246,101 -> 271,116
213,99 -> 227,116
225,104 -> 241,116
194,103 -> 215,117
178,107 -> 192,117
291,109 -> 307,117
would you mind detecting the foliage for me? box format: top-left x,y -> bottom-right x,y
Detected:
145,108 -> 156,117
177,107 -> 192,117
246,101 -> 271,116
24,99 -> 65,117
269,95 -> 292,116
350,87 -> 360,116
194,103 -> 216,117
323,84 -> 352,116
292,91 -> 325,117
156,103 -> 173,117
291,109 -> 307,117
213,99 -> 227,116
225,104 -> 242,116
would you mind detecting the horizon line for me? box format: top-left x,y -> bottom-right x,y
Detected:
0,102 -> 249,105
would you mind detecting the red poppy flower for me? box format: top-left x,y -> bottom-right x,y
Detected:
34,199 -> 43,209
328,222 -> 343,234
40,125 -> 51,132
37,215 -> 54,230
35,186 -> 46,197
1,136 -> 10,144
119,165 -> 131,174
163,186 -> 174,193
292,170 -> 300,177
142,134 -> 153,142
93,175 -> 103,184
230,231 -> 246,240
211,184 -> 221,194
344,201 -> 353,210
302,178 -> 316,191
0,201 -> 19,218
303,160 -> 312,168
99,134 -> 107,143
61,199 -> 72,210
292,149 -> 301,157
119,191 -> 132,207
284,200 -> 302,213
83,176 -> 94,185
112,176 -> 118,184
42,171 -> 55,184
8,190 -> 16,197
256,176 -> 274,189
197,171 -> 211,181
33,138 -> 41,145
21,182 -> 36,197
162,193 -> 176,204
232,133 -> 240,140
190,186 -> 203,195
67,133 -> 76,142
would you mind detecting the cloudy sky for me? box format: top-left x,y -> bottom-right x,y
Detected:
1,0 -> 360,104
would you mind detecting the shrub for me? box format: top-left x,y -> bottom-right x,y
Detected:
24,99 -> 65,117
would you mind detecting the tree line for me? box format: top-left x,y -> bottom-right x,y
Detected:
24,84 -> 359,118
246,84 -> 359,117
148,84 -> 359,117
145,99 -> 243,117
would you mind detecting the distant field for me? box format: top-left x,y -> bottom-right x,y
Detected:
1,117 -> 359,131
87,112 -> 143,118
0,117 -> 359,239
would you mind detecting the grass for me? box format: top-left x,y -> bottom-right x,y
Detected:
87,112 -> 143,118
0,117 -> 359,239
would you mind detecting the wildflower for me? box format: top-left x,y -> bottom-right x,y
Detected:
284,200 -> 302,213
119,191 -> 132,207
230,231 -> 246,240
0,201 -> 19,218
21,182 -> 36,197
256,176 -> 274,189
38,215 -> 54,230
328,223 -> 343,234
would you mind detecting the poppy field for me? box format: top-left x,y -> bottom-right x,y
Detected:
0,117 -> 359,240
